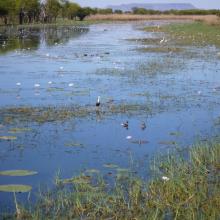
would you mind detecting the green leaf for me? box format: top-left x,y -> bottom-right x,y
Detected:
0,136 -> 17,140
0,184 -> 32,193
103,163 -> 119,169
0,170 -> 37,177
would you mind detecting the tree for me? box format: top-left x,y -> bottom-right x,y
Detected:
0,0 -> 16,24
114,10 -> 123,14
67,2 -> 80,20
76,7 -> 90,21
16,0 -> 40,23
45,0 -> 61,22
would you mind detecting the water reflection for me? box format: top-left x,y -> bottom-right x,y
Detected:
0,26 -> 89,54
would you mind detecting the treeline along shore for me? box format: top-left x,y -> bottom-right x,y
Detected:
0,0 -> 220,25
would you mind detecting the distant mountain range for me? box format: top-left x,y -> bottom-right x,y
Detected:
108,3 -> 196,12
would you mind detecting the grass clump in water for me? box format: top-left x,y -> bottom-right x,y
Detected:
4,142 -> 220,219
138,46 -> 184,53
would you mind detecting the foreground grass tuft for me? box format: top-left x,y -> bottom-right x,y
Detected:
2,142 -> 219,219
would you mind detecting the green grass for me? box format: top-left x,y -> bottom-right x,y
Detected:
3,142 -> 219,219
145,21 -> 220,47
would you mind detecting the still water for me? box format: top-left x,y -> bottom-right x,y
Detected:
0,21 -> 220,209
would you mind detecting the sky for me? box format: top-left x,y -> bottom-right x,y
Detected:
72,0 -> 220,9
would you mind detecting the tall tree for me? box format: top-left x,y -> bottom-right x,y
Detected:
45,0 -> 61,22
0,0 -> 16,24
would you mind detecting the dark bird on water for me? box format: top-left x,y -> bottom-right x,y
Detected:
141,122 -> 146,130
121,121 -> 128,128
96,96 -> 100,107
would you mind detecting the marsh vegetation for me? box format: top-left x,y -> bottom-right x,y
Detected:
0,18 -> 220,219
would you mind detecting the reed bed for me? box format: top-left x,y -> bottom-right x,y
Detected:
87,14 -> 220,23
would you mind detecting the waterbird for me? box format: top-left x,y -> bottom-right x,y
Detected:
34,83 -> 40,88
121,121 -> 128,128
68,83 -> 74,87
141,122 -> 146,130
96,96 -> 100,107
126,135 -> 132,140
60,66 -> 64,70
16,82 -> 21,86
162,176 -> 170,181
48,81 -> 52,84
159,37 -> 165,44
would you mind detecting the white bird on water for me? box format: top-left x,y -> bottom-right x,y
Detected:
96,96 -> 100,107
16,82 -> 21,86
34,83 -> 40,88
160,37 -> 165,44
68,83 -> 74,87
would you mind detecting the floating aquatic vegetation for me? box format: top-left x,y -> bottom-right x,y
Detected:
103,163 -> 119,169
85,169 -> 100,174
169,131 -> 182,137
0,136 -> 17,140
214,116 -> 220,126
0,170 -> 37,177
131,140 -> 149,145
62,175 -> 91,185
137,46 -> 184,53
0,103 -> 152,125
65,142 -> 84,148
0,184 -> 32,193
158,141 -> 177,146
46,87 -> 64,92
126,38 -> 161,44
9,127 -> 31,134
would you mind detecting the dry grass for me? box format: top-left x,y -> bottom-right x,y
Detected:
87,14 -> 220,23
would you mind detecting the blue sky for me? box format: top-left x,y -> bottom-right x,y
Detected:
72,0 -> 220,9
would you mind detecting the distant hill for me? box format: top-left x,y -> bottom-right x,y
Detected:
108,3 -> 196,12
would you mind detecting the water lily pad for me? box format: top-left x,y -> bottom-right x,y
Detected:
0,184 -> 32,192
0,170 -> 37,176
103,163 -> 119,169
0,136 -> 17,140
9,128 -> 32,134
85,169 -> 100,174
116,168 -> 130,173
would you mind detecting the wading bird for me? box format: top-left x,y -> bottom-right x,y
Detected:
160,37 -> 165,44
96,96 -> 100,107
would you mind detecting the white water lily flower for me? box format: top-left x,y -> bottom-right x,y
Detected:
162,176 -> 170,181
126,136 -> 132,140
